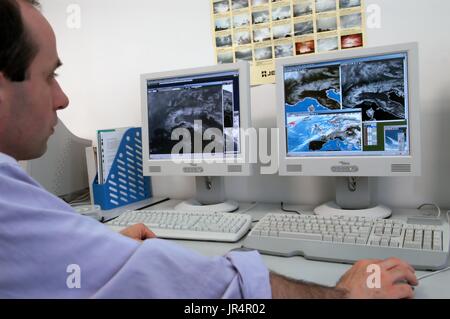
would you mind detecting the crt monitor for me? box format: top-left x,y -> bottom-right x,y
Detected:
19,118 -> 92,201
276,43 -> 421,218
140,61 -> 252,212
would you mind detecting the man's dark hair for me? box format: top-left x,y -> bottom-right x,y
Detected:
0,0 -> 41,82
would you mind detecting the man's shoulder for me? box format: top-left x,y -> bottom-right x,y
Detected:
0,156 -> 36,184
0,154 -> 66,209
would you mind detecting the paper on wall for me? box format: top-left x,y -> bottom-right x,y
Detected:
211,0 -> 366,86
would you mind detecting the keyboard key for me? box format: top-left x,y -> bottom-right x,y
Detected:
344,236 -> 356,244
404,241 -> 422,249
333,236 -> 344,243
356,237 -> 367,245
380,238 -> 390,247
389,241 -> 400,248
279,232 -> 322,241
252,230 -> 261,236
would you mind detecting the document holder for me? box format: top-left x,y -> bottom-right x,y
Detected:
93,127 -> 152,210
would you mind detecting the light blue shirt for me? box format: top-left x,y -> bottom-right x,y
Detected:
0,153 -> 271,299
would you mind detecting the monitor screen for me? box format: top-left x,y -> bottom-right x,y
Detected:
146,70 -> 241,160
283,52 -> 409,158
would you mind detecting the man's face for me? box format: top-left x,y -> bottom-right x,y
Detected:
0,1 -> 69,160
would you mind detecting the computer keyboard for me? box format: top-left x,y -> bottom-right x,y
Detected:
243,213 -> 450,270
107,210 -> 252,242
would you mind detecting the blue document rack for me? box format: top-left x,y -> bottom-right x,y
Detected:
93,127 -> 152,210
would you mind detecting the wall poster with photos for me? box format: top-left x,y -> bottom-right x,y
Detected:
211,0 -> 366,85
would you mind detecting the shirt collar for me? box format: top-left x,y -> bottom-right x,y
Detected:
0,152 -> 19,165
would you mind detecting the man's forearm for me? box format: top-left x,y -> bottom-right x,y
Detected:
269,272 -> 348,299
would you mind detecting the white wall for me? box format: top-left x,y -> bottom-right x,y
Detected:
41,0 -> 450,208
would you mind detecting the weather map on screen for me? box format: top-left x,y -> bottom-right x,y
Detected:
284,53 -> 410,157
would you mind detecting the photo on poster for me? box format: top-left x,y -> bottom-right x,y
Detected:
341,33 -> 363,49
275,43 -> 294,58
315,0 -> 337,13
253,27 -> 271,42
295,40 -> 315,54
294,20 -> 314,36
255,46 -> 273,61
215,17 -> 231,31
233,0 -> 249,10
252,10 -> 270,24
340,13 -> 362,29
294,1 -> 313,17
233,13 -> 250,28
272,5 -> 292,21
217,51 -> 234,64
273,23 -> 292,39
235,47 -> 253,61
317,36 -> 338,52
252,0 -> 269,5
213,0 -> 230,14
284,65 -> 341,111
341,57 -> 406,121
234,30 -> 252,45
317,16 -> 337,32
339,0 -> 361,9
216,34 -> 233,47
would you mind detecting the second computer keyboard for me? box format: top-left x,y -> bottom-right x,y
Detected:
107,210 -> 252,242
243,213 -> 450,270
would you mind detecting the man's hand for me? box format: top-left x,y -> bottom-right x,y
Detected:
336,257 -> 418,299
119,223 -> 156,242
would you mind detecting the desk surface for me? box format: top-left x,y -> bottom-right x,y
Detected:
108,199 -> 450,299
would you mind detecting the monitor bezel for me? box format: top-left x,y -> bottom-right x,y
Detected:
276,42 -> 421,177
140,61 -> 252,176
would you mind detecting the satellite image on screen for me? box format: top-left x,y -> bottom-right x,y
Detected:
148,85 -> 225,154
284,66 -> 342,112
384,126 -> 407,152
287,111 -> 362,153
223,85 -> 234,128
341,58 -> 406,121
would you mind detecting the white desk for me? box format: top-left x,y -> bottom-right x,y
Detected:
111,199 -> 450,299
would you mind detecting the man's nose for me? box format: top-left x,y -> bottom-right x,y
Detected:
54,80 -> 69,110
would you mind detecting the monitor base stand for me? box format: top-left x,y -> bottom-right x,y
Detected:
174,199 -> 239,213
314,201 -> 392,219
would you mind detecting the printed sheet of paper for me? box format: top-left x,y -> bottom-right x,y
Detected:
97,127 -> 130,184
211,0 -> 366,86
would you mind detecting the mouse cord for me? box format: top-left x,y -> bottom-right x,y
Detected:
417,203 -> 441,219
417,266 -> 450,281
281,202 -> 303,215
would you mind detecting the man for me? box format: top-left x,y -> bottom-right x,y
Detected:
0,0 -> 418,298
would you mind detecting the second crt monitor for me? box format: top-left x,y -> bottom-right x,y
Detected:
276,43 -> 421,218
140,62 -> 252,212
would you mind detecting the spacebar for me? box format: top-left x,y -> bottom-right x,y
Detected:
278,232 -> 322,240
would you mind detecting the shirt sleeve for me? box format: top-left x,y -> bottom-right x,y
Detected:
0,161 -> 271,299
93,239 -> 271,299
